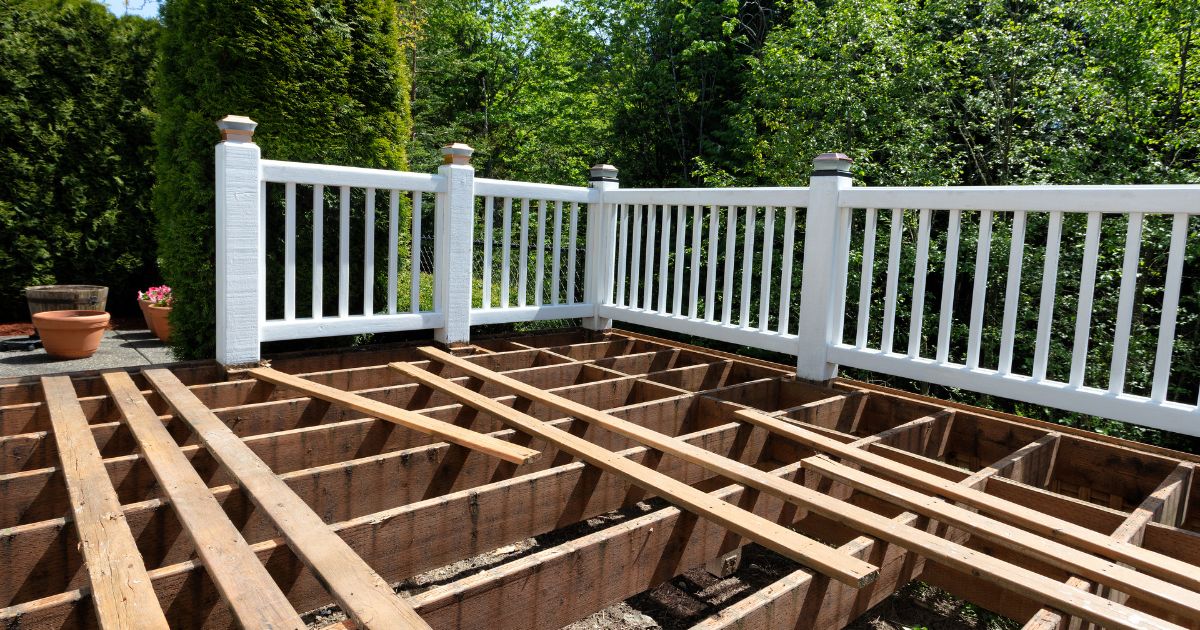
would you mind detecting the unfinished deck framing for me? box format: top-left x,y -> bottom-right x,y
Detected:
2,329 -> 1199,629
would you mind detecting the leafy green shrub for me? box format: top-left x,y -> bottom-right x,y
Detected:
0,0 -> 160,320
154,0 -> 411,358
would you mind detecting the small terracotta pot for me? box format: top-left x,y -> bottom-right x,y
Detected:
146,304 -> 172,343
32,310 -> 110,359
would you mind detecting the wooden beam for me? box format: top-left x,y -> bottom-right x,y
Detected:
960,432 -> 1060,490
141,368 -> 431,630
735,407 -> 1200,595
41,375 -> 169,629
846,410 -> 950,450
102,372 -> 305,629
1024,462 -> 1197,630
247,367 -> 538,465
410,349 -> 1181,630
387,359 -> 880,588
803,455 -> 1200,621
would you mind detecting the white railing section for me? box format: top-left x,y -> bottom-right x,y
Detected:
595,188 -> 810,353
470,179 -> 596,325
826,186 -> 1200,436
215,116 -> 1200,437
257,160 -> 444,343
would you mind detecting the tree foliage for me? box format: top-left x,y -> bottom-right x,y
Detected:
0,0 -> 160,319
154,0 -> 412,358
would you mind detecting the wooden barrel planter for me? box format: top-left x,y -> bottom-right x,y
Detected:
24,285 -> 109,317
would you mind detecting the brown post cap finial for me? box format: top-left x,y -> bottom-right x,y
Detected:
441,143 -> 474,165
217,115 -> 257,143
811,152 -> 853,177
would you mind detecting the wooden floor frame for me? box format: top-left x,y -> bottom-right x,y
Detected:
1,328 -> 1199,629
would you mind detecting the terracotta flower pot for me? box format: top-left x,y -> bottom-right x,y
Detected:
146,304 -> 172,343
32,310 -> 110,359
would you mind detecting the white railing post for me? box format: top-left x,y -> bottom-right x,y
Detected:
583,164 -> 619,330
214,115 -> 263,366
433,143 -> 475,344
795,152 -> 854,380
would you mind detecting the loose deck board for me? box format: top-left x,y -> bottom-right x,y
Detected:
41,375 -> 169,629
103,371 -> 304,629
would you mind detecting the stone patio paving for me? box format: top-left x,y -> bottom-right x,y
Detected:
0,328 -> 174,379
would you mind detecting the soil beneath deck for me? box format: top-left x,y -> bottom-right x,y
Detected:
301,499 -> 1014,630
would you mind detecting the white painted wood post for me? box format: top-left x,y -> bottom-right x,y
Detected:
214,115 -> 263,366
583,164 -> 619,330
433,143 -> 475,344
795,153 -> 854,380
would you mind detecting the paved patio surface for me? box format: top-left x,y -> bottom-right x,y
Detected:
0,328 -> 174,378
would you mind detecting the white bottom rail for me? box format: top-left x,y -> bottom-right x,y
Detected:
828,344 -> 1199,436
261,312 -> 445,342
597,305 -> 798,355
471,304 -> 594,326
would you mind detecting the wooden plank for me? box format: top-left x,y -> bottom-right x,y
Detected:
41,375 -> 169,629
410,349 -> 1182,630
247,367 -> 538,464
701,425 -> 1026,629
387,360 -> 879,587
803,455 -> 1200,622
735,407 -> 1200,594
1025,462 -> 1196,630
141,368 -> 431,630
102,371 -> 305,629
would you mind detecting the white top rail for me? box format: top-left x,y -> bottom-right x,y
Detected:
841,185 -> 1200,213
261,160 -> 444,192
474,178 -> 593,203
605,187 -> 809,207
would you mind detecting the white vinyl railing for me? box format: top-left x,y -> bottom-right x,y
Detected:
257,160 -> 444,342
214,116 -> 1200,436
827,187 -> 1200,436
470,178 -> 595,325
596,189 -> 810,352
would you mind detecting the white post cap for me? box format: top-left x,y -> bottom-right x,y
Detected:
216,115 -> 257,143
589,164 -> 619,182
440,143 -> 474,165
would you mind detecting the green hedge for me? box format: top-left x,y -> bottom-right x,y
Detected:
0,0 -> 160,320
154,0 -> 411,359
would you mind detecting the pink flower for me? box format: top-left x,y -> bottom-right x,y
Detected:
139,285 -> 173,307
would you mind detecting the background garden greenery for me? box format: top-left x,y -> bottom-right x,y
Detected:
0,0 -> 159,319
2,0 -> 1197,447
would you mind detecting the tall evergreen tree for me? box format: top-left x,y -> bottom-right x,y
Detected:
0,0 -> 160,319
154,0 -> 412,358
